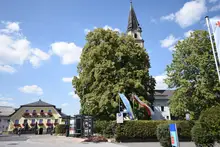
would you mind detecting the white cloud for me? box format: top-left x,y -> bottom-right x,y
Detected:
210,3 -> 220,11
0,96 -> 14,106
160,13 -> 175,21
103,25 -> 121,32
0,22 -> 20,33
154,73 -> 168,90
61,103 -> 69,107
29,48 -> 50,67
0,65 -> 16,73
0,97 -> 13,101
50,42 -> 82,65
18,85 -> 43,95
0,101 -> 15,106
161,0 -> 207,28
160,34 -> 179,48
209,0 -> 218,3
68,90 -> 79,99
84,29 -> 91,34
184,30 -> 194,38
150,18 -> 157,24
62,77 -> 73,83
84,25 -> 121,35
0,21 -> 50,72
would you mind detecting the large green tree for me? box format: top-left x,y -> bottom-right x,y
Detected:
165,30 -> 220,119
72,28 -> 155,120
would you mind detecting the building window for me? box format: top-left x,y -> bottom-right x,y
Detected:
55,119 -> 58,123
47,119 -> 51,123
0,119 -> 1,122
2,125 -> 4,128
24,119 -> 28,124
48,110 -> 52,113
134,33 -> 137,38
33,110 -> 36,113
15,120 -> 19,124
32,119 -> 35,123
39,119 -> 43,124
40,110 -> 44,113
166,116 -> 169,120
25,109 -> 29,113
161,106 -> 164,112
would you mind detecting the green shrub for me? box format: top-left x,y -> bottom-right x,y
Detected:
115,120 -> 194,142
191,122 -> 214,147
55,124 -> 67,134
176,120 -> 194,140
115,120 -> 167,142
94,120 -> 116,138
199,105 -> 220,142
156,124 -> 171,147
94,121 -> 110,134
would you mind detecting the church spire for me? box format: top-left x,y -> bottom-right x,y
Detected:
127,0 -> 142,33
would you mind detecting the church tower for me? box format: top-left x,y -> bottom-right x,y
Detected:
127,1 -> 144,48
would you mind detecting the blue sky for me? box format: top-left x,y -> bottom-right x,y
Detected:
0,0 -> 220,115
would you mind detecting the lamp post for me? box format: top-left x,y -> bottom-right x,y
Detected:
185,112 -> 190,121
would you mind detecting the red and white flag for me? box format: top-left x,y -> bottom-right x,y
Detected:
210,17 -> 220,62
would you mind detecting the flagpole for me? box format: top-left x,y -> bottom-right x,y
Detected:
205,16 -> 220,82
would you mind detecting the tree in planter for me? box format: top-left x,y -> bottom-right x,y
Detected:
73,28 -> 155,120
165,30 -> 220,119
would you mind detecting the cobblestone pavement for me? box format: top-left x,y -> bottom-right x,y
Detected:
0,135 -> 206,147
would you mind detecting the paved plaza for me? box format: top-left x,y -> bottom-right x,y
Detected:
0,134 -> 199,147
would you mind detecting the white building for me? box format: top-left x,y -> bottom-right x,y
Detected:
0,106 -> 15,133
152,90 -> 174,120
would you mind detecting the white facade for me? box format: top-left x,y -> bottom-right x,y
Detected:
152,97 -> 171,120
0,106 -> 15,133
127,30 -> 144,48
151,90 -> 174,120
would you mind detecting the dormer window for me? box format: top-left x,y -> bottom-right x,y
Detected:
134,33 -> 137,38
25,110 -> 29,113
40,110 -> 44,113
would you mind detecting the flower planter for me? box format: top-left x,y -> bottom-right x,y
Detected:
40,112 -> 45,116
46,123 -> 53,126
14,124 -> 21,127
54,123 -> 59,126
38,123 -> 44,126
30,123 -> 35,127
48,112 -> 53,116
22,113 -> 30,117
32,112 -> 38,116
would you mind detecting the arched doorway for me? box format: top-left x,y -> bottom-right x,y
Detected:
39,128 -> 43,135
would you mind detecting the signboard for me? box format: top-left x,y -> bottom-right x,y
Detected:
69,119 -> 75,135
116,113 -> 123,124
169,124 -> 179,147
186,113 -> 190,120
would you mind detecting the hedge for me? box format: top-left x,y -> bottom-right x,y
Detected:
94,120 -> 194,142
156,124 -> 171,147
191,105 -> 220,146
55,124 -> 68,135
156,121 -> 195,147
94,120 -> 116,138
115,120 -> 167,142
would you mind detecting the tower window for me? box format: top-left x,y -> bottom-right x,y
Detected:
134,33 -> 137,38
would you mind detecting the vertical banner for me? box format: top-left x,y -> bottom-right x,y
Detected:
69,119 -> 75,135
116,112 -> 124,124
118,93 -> 135,120
169,124 -> 179,147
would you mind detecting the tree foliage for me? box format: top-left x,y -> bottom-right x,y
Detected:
72,28 -> 155,120
165,30 -> 220,119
